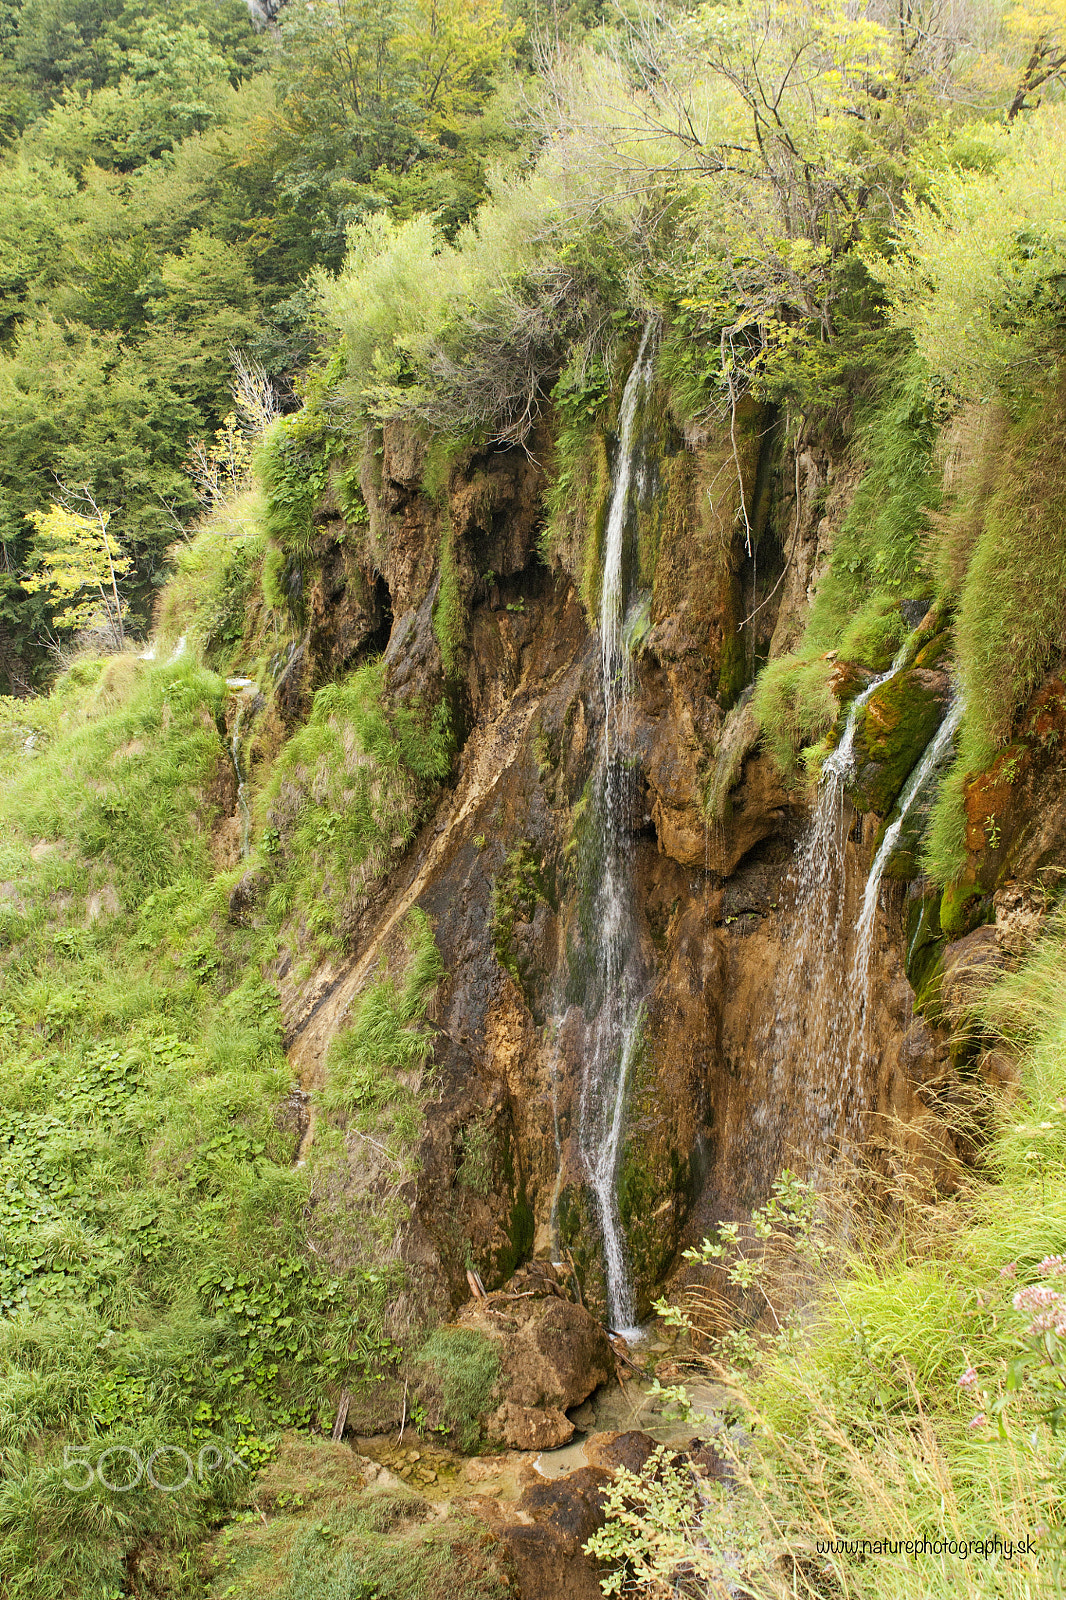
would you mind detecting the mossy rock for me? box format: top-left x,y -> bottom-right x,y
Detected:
553,1182 -> 607,1318
913,628 -> 952,670
617,1136 -> 691,1316
850,667 -> 951,815
904,888 -> 945,1013
939,881 -> 988,941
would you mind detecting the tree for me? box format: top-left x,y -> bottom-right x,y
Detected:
23,492 -> 131,646
1005,0 -> 1066,117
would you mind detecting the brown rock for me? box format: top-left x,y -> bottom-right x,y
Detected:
898,1017 -> 949,1087
475,1296 -> 615,1451
582,1430 -> 658,1473
496,1466 -> 612,1600
939,926 -> 1005,1021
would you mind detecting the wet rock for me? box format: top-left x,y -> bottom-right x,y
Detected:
850,667 -> 952,815
582,1430 -> 657,1473
704,750 -> 790,876
496,1466 -> 612,1600
898,1017 -> 950,1087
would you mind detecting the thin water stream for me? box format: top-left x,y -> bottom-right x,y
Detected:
850,694 -> 962,1007
548,324 -> 656,1336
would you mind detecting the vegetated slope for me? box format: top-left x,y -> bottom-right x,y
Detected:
2,3 -> 1066,1597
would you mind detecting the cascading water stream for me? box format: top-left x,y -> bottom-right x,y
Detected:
850,694 -> 963,1009
762,648 -> 910,1170
574,322 -> 656,1336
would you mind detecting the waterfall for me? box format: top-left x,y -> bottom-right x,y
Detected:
575,323 -> 656,1336
851,695 -> 962,1008
763,648 -> 910,1170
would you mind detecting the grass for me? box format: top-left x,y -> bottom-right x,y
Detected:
0,654 -> 393,1597
319,909 -> 444,1155
751,356 -> 938,776
202,1437 -> 510,1600
614,923 -> 1066,1599
414,1329 -> 502,1454
260,661 -> 452,959
0,632 -> 455,1594
154,494 -> 268,673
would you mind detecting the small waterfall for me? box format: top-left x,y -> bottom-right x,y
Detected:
574,323 -> 656,1335
851,695 -> 962,1007
762,649 -> 909,1171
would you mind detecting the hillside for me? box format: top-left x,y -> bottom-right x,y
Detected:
0,2 -> 1064,1596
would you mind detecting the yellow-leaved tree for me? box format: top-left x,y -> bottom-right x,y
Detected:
23,495 -> 132,649
1005,0 -> 1066,117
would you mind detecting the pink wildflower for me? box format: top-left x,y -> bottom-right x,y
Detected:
1037,1255 -> 1066,1278
968,1413 -> 987,1429
957,1367 -> 978,1390
1013,1285 -> 1059,1313
999,1262 -> 1017,1279
1029,1309 -> 1066,1337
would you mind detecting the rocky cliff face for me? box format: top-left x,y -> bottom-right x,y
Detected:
262,396 -> 984,1333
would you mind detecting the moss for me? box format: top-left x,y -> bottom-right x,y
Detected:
954,374 -> 1066,753
904,889 -> 945,1012
939,881 -> 985,941
490,840 -> 550,993
553,1183 -> 607,1317
491,1185 -> 534,1284
849,670 -> 949,815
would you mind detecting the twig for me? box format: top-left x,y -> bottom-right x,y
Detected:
397,1377 -> 409,1445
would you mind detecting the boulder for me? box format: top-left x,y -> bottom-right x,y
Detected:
850,667 -> 952,815
456,1289 -> 615,1451
495,1466 -> 612,1600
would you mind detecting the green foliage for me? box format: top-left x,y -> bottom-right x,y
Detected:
870,106 -> 1066,403
751,356 -> 938,775
0,653 -> 399,1598
585,1443 -> 762,1597
751,654 -> 838,780
320,909 -> 444,1156
955,378 -> 1066,754
155,496 -> 266,669
414,1327 -> 501,1453
23,496 -> 132,643
261,662 -> 452,956
255,411 -> 332,563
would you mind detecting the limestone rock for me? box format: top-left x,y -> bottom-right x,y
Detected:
850,667 -> 952,815
459,1293 -> 614,1451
